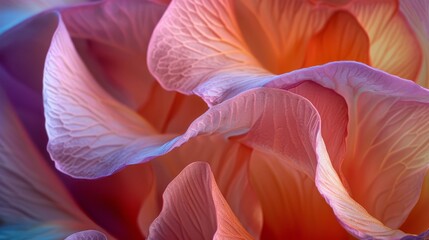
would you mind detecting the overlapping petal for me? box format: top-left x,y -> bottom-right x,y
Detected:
148,0 -> 421,105
266,62 -> 429,237
43,16 -> 174,178
60,0 -> 168,109
145,136 -> 263,238
147,162 -> 253,240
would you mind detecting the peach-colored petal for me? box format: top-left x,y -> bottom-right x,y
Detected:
148,0 -> 420,106
249,150 -> 349,239
0,86 -> 106,238
400,0 -> 429,87
147,162 -> 253,240
61,0 -> 167,109
348,0 -> 422,81
146,136 -> 263,238
303,10 -> 370,67
266,61 -> 429,238
401,172 -> 429,234
147,0 -> 274,105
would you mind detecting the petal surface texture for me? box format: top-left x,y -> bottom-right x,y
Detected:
148,0 -> 421,105
145,136 -> 263,238
148,162 -> 253,240
266,61 -> 429,238
400,0 -> 429,87
43,17 -> 172,178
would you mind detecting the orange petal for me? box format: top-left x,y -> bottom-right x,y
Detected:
348,0 -> 422,80
400,0 -> 429,86
249,150 -> 349,239
400,171 -> 429,234
304,10 -> 370,67
267,61 -> 429,238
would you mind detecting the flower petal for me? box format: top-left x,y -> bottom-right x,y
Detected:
147,0 -> 274,105
288,81 -> 348,176
147,162 -> 253,240
65,230 -> 107,240
43,17 -> 172,178
149,0 -> 420,105
249,150 -> 349,239
400,0 -> 429,86
348,0 -> 422,81
400,172 -> 429,234
146,136 -> 263,238
267,61 -> 429,237
0,85 -> 103,238
61,0 -> 167,109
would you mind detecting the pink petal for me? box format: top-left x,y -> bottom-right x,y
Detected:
0,87 -> 104,238
146,136 -> 263,238
65,230 -> 107,240
288,81 -> 348,176
400,0 -> 429,86
267,61 -> 429,238
43,17 -> 172,178
147,162 -> 253,240
147,0 -> 274,105
61,0 -> 168,109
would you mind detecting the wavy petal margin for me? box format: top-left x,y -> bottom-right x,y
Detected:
266,61 -> 429,238
148,0 -> 421,105
60,0 -> 167,109
147,162 -> 252,240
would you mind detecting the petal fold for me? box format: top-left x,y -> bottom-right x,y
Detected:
147,162 -> 252,240
267,61 -> 429,238
43,17 -> 171,178
61,0 -> 167,109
